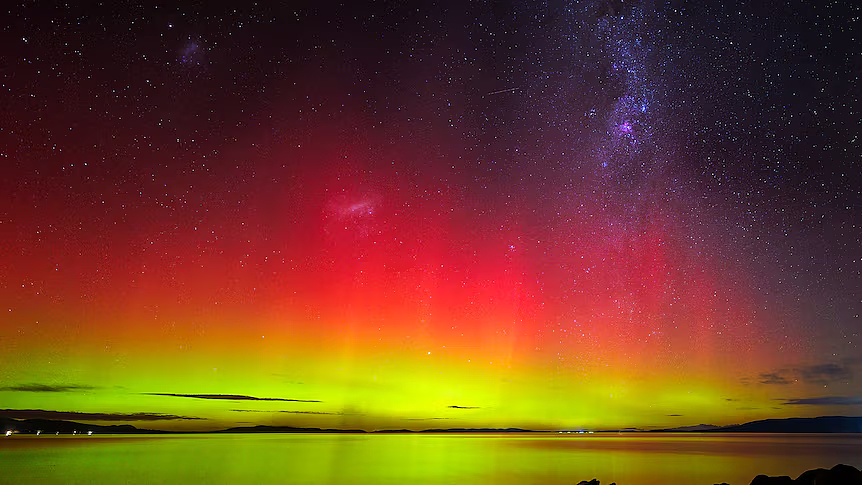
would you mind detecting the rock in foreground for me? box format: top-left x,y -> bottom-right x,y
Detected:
750,464 -> 862,485
576,464 -> 862,485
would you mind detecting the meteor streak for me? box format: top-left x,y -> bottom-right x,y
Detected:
487,87 -> 519,96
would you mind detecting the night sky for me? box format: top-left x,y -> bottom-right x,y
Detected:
1,0 -> 859,431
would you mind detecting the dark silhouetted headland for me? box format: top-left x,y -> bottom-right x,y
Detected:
714,416 -> 862,433
651,416 -> 862,433
0,417 -> 162,435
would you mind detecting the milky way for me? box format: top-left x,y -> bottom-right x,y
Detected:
0,1 -> 859,430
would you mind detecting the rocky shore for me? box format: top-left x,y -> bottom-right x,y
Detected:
747,464 -> 862,485
575,463 -> 862,485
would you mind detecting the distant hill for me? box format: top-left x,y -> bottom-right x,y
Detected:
216,425 -> 366,434
0,417 -> 161,435
642,417 -> 862,433
418,428 -> 532,433
714,416 -> 862,433
651,424 -> 725,432
3,416 -> 861,435
218,426 -> 531,433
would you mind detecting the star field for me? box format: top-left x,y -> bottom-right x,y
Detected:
0,1 -> 859,430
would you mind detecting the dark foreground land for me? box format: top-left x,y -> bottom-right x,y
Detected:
576,464 -> 862,485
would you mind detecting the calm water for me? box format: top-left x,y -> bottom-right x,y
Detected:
1,433 -> 860,484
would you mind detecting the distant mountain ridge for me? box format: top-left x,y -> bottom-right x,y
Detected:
0,417 -> 162,434
649,416 -> 862,433
714,416 -> 862,433
650,424 -> 726,432
2,416 -> 861,435
217,426 -> 532,433
217,425 -> 366,434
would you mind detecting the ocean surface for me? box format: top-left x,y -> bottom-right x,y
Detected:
1,433 -> 860,484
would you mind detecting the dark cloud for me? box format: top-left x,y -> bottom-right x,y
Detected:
725,398 -> 740,402
146,393 -> 320,402
0,383 -> 98,392
666,414 -> 683,417
759,373 -> 791,385
0,409 -> 200,421
782,396 -> 862,406
230,409 -> 341,415
270,374 -> 305,385
754,362 -> 855,387
448,405 -> 480,409
797,364 -> 852,385
277,410 -> 360,416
